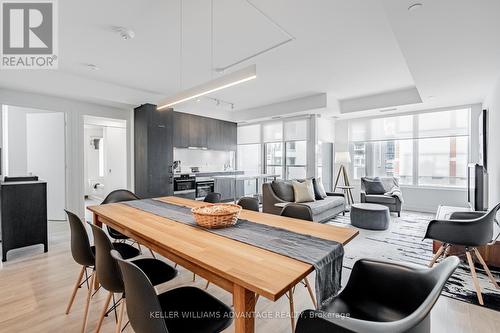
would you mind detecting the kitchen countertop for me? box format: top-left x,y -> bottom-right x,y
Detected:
212,174 -> 280,180
174,171 -> 244,177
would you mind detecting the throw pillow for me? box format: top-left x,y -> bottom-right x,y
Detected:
312,177 -> 328,200
271,180 -> 295,202
292,179 -> 316,203
364,177 -> 386,194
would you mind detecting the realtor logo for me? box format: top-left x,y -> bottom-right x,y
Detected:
1,0 -> 58,69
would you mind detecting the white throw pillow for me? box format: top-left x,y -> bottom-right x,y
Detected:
292,179 -> 316,203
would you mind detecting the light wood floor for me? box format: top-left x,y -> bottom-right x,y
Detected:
0,221 -> 498,333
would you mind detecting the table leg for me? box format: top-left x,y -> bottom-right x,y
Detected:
233,284 -> 256,333
92,212 -> 101,289
93,212 -> 102,227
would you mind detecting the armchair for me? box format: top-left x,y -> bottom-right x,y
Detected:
361,177 -> 402,216
295,257 -> 459,333
424,203 -> 500,305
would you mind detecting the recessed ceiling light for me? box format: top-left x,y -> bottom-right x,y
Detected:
111,26 -> 135,40
408,3 -> 423,12
85,63 -> 99,71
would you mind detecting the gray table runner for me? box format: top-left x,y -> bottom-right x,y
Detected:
122,199 -> 344,307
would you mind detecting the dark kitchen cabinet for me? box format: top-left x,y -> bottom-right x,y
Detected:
134,104 -> 174,198
188,114 -> 208,148
172,111 -> 237,151
172,112 -> 190,148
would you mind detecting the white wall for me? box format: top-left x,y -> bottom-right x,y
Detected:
26,112 -> 66,220
484,76 -> 500,207
5,106 -> 28,175
0,88 -> 133,218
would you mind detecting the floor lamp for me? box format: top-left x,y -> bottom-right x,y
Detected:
334,152 -> 354,203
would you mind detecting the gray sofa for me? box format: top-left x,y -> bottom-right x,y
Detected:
262,180 -> 346,223
360,177 -> 402,217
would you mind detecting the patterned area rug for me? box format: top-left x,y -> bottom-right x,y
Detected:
328,211 -> 500,311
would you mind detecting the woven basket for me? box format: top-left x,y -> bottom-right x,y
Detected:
191,203 -> 242,229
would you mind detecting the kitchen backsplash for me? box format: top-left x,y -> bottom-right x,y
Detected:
173,148 -> 235,173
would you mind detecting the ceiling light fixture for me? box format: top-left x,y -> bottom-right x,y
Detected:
157,64 -> 256,110
111,26 -> 135,40
379,107 -> 398,113
85,63 -> 99,71
408,3 -> 423,12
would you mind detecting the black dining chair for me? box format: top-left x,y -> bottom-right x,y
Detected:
296,256 -> 459,333
110,249 -> 233,333
101,189 -> 157,257
237,196 -> 260,212
277,204 -> 318,330
64,210 -> 141,333
281,204 -> 314,222
204,192 -> 221,203
101,190 -> 139,240
424,203 -> 500,305
89,223 -> 178,333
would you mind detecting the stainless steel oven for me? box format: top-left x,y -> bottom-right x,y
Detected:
195,177 -> 215,199
173,174 -> 196,199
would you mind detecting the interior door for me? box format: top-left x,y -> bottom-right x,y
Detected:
26,112 -> 66,221
104,126 -> 127,195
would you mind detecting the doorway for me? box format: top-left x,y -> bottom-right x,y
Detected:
83,116 -> 127,217
1,105 -> 66,221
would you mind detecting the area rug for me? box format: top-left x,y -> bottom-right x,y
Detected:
327,211 -> 500,311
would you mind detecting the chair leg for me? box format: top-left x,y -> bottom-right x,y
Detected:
66,266 -> 85,314
303,278 -> 317,309
115,298 -> 126,333
429,244 -> 445,267
81,271 -> 96,333
95,291 -> 113,333
473,248 -> 500,289
149,248 -> 156,258
288,290 -> 295,333
205,281 -> 210,290
192,273 -> 196,282
465,250 -> 484,305
442,244 -> 451,259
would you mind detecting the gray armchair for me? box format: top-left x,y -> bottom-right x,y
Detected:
360,177 -> 402,217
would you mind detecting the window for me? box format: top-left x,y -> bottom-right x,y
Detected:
352,140 -> 413,185
237,144 -> 261,174
285,141 -> 307,179
238,118 -> 310,180
349,108 -> 469,188
265,142 -> 283,178
418,136 -> 468,187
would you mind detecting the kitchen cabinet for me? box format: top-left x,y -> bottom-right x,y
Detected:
134,104 -> 174,198
214,178 -> 245,202
172,112 -> 237,151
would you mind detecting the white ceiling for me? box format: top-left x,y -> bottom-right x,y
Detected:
1,0 -> 499,121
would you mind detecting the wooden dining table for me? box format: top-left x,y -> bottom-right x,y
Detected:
88,196 -> 359,333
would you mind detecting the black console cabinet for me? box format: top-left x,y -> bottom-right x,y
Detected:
0,180 -> 48,262
134,104 -> 174,198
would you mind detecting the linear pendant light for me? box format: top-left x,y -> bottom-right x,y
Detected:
157,64 -> 256,111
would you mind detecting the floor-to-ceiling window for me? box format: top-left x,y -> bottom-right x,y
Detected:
237,118 -> 310,180
349,108 -> 469,187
